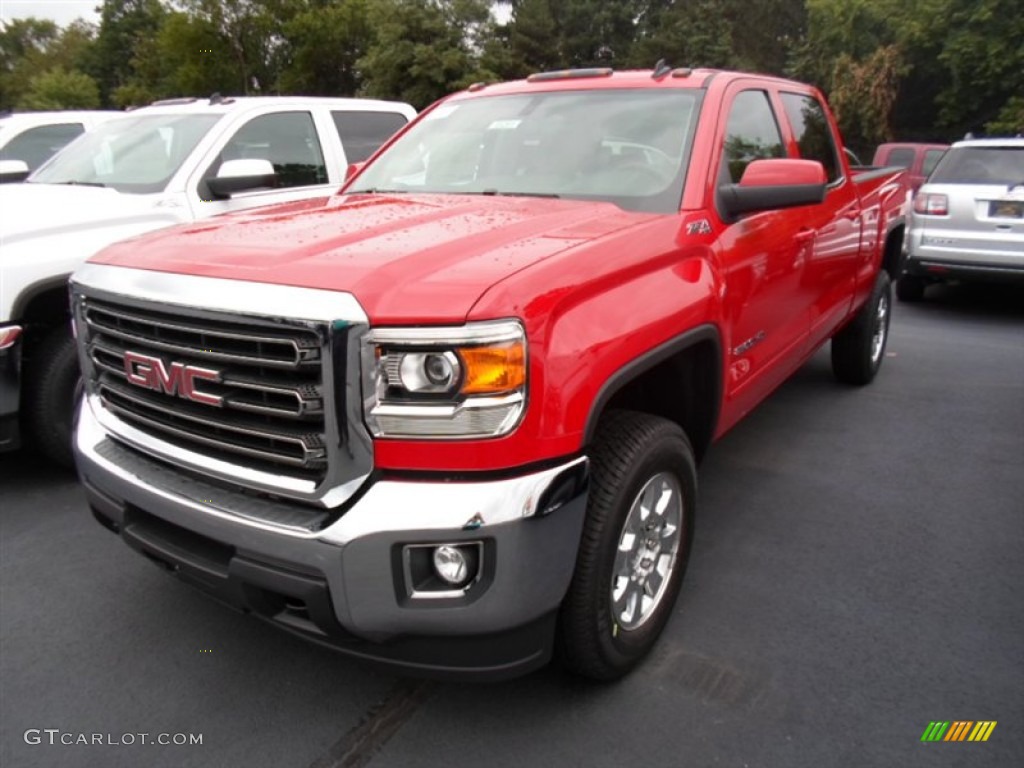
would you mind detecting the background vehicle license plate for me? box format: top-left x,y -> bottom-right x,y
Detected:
990,200 -> 1024,218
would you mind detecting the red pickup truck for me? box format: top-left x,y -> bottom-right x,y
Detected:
872,142 -> 948,194
71,68 -> 906,681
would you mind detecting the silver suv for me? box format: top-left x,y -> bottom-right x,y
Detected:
898,137 -> 1024,301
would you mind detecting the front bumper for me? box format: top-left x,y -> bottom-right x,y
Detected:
0,325 -> 23,451
75,399 -> 589,681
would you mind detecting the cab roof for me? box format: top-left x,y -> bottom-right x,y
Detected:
129,95 -> 415,117
452,67 -> 814,99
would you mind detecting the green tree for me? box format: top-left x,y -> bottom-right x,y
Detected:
725,0 -> 805,74
788,0 -> 915,150
358,0 -> 494,108
630,0 -> 735,69
935,0 -> 1024,136
0,18 -> 61,108
554,0 -> 643,67
277,0 -> 375,96
505,0 -> 559,77
17,66 -> 101,109
118,10 -> 241,106
89,0 -> 168,105
985,96 -> 1023,137
827,44 -> 907,152
182,0 -> 307,95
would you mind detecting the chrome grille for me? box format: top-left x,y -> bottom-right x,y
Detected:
82,298 -> 328,481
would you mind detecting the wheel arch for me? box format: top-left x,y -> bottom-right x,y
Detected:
12,274 -> 72,329
881,223 -> 904,280
583,324 -> 722,464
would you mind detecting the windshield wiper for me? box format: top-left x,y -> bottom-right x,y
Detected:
58,180 -> 107,188
352,187 -> 409,194
479,189 -> 561,199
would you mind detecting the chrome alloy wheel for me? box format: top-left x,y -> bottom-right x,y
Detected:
610,472 -> 684,631
870,291 -> 890,365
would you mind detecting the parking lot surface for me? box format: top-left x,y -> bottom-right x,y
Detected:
2,283 -> 1022,768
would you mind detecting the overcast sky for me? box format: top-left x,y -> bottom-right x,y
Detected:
0,1 -> 101,28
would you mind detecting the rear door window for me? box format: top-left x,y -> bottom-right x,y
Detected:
331,111 -> 409,163
720,90 -> 785,184
780,92 -> 841,183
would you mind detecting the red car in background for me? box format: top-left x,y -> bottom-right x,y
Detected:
872,142 -> 949,194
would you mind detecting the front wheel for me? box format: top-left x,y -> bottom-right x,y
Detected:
557,411 -> 696,681
831,271 -> 891,386
22,326 -> 81,467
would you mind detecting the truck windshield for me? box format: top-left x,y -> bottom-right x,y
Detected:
349,88 -> 701,214
29,113 -> 220,194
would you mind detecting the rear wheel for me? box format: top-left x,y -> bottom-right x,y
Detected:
896,274 -> 926,302
557,410 -> 696,681
23,326 -> 81,467
832,271 -> 891,385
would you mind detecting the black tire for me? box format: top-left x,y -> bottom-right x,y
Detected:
896,274 -> 926,302
557,410 -> 696,681
22,326 -> 81,468
831,271 -> 892,386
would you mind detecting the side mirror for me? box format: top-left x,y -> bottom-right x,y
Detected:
0,159 -> 31,184
718,159 -> 827,220
345,161 -> 365,182
207,158 -> 276,199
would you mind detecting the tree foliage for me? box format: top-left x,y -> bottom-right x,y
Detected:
1,0 -> 1019,143
0,18 -> 64,108
277,0 -> 374,96
357,0 -> 494,109
89,0 -> 168,105
18,67 -> 100,109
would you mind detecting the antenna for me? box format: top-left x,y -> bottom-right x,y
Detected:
652,59 -> 672,79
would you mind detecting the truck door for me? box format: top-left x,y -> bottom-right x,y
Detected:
713,87 -> 811,409
778,92 -> 861,349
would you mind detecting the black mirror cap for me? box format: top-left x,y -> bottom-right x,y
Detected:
718,181 -> 826,222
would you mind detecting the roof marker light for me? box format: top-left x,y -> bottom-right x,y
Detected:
527,68 -> 614,83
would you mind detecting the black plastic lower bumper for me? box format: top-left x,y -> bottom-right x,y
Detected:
904,257 -> 1024,283
0,334 -> 21,452
87,481 -> 555,682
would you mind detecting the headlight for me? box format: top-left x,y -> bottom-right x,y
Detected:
363,320 -> 527,438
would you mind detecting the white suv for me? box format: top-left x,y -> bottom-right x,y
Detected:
899,137 -> 1024,301
0,111 -> 119,181
0,95 -> 415,464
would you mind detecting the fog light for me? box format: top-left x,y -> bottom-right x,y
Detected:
433,545 -> 469,585
401,541 -> 484,598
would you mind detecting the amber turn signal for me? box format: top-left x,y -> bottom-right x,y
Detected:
459,342 -> 526,395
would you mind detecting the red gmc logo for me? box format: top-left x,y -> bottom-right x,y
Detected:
123,351 -> 223,407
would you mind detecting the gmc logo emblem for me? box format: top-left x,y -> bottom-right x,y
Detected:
123,351 -> 223,407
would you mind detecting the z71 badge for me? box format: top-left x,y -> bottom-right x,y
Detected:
686,219 -> 713,235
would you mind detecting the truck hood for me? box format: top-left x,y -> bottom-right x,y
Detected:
0,183 -> 175,249
89,193 -> 650,323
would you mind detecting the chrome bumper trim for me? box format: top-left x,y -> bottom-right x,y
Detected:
78,397 -> 588,540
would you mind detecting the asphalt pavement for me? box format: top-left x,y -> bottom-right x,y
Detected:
2,282 -> 1022,768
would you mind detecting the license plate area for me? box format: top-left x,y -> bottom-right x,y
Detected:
989,200 -> 1024,219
